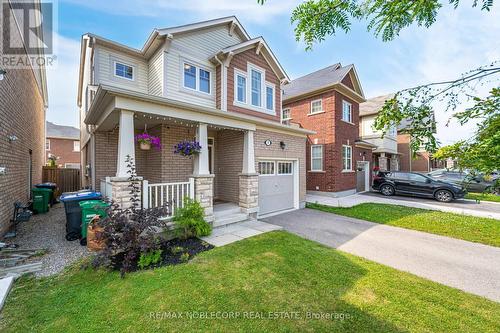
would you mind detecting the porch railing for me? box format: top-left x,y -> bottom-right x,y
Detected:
142,178 -> 195,215
100,177 -> 113,200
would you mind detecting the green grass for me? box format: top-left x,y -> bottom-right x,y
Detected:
466,193 -> 500,203
1,232 -> 499,333
307,203 -> 500,247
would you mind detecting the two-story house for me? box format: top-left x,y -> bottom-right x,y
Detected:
77,17 -> 313,225
359,94 -> 400,171
46,121 -> 81,169
282,64 -> 375,197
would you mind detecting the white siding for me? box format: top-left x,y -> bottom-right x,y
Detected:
94,45 -> 149,93
80,44 -> 93,145
164,25 -> 243,108
148,47 -> 164,96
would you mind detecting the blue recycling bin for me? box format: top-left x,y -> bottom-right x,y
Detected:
60,190 -> 102,241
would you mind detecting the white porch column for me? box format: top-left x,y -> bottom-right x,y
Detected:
193,123 -> 210,175
116,110 -> 135,177
242,130 -> 256,174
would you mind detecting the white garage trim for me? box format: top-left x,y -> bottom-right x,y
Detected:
257,157 -> 300,218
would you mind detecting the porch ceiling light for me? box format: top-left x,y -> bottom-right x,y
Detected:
0,69 -> 6,81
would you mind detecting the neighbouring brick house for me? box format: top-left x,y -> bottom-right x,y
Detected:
282,64 -> 376,197
78,17 -> 313,225
46,121 -> 81,169
0,0 -> 48,235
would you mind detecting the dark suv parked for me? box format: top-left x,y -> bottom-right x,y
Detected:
372,171 -> 466,202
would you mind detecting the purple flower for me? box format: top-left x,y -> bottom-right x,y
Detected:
135,133 -> 162,150
173,140 -> 202,157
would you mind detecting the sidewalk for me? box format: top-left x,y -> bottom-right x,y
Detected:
306,192 -> 500,220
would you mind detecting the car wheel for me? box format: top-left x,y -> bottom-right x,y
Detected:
435,190 -> 453,202
380,184 -> 395,196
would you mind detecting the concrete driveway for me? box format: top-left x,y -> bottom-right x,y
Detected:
307,192 -> 500,220
262,209 -> 500,302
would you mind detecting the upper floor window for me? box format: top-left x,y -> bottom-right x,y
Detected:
310,99 -> 323,114
342,100 -> 352,123
251,69 -> 262,107
281,108 -> 291,123
46,139 -> 50,151
115,62 -> 133,80
73,141 -> 80,152
342,145 -> 352,171
388,125 -> 397,137
266,85 -> 274,111
183,62 -> 211,94
236,73 -> 247,103
311,145 -> 323,171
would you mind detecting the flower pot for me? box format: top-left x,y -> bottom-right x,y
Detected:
140,142 -> 151,150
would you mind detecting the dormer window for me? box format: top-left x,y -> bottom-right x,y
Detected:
183,62 -> 212,94
114,62 -> 133,80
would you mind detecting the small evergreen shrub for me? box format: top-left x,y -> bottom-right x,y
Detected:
138,249 -> 163,269
173,198 -> 212,239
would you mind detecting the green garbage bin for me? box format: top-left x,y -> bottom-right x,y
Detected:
79,200 -> 110,241
31,188 -> 52,214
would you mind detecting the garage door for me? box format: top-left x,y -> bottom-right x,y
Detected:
258,161 -> 295,215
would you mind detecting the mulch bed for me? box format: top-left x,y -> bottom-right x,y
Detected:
110,238 -> 214,273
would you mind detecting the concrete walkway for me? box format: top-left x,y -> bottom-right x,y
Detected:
262,209 -> 500,302
202,220 -> 282,247
307,192 -> 500,220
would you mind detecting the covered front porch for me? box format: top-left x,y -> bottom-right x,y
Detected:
93,108 -> 259,223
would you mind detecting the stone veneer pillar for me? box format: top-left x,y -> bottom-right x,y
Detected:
109,176 -> 142,210
378,154 -> 389,171
193,175 -> 215,223
390,157 -> 399,171
239,173 -> 259,218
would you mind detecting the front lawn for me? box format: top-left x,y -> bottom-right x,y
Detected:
466,193 -> 500,203
1,232 -> 499,333
307,203 -> 500,247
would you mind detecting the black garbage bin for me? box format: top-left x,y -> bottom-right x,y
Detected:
35,182 -> 59,206
60,190 -> 102,241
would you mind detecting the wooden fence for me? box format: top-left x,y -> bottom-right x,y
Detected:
42,167 -> 81,195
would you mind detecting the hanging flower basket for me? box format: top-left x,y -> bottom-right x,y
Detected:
174,140 -> 202,157
135,133 -> 162,151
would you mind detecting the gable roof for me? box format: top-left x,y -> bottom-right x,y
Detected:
359,94 -> 395,117
212,37 -> 290,82
282,63 -> 365,103
46,121 -> 80,139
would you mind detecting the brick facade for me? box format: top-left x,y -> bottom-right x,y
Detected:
284,87 -> 371,193
0,60 -> 45,235
46,137 -> 80,168
397,133 -> 431,172
224,48 -> 281,122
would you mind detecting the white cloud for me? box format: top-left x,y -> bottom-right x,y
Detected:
45,33 -> 81,128
62,0 -> 301,24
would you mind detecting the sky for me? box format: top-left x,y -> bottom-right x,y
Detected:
47,0 -> 500,145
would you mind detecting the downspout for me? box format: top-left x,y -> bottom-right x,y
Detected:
213,54 -> 227,111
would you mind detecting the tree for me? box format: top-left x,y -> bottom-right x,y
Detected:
257,0 -> 499,174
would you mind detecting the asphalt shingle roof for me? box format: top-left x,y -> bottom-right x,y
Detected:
282,63 -> 354,100
359,94 -> 395,117
46,121 -> 80,139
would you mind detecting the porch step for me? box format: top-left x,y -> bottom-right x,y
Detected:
213,213 -> 249,228
213,204 -> 242,219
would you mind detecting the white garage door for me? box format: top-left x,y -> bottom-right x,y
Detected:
258,161 -> 295,215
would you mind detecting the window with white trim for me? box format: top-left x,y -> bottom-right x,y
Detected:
311,145 -> 323,171
258,161 -> 275,175
115,62 -> 133,80
46,139 -> 50,151
281,108 -> 291,123
342,100 -> 352,123
310,99 -> 323,114
388,125 -> 397,137
236,73 -> 247,103
342,145 -> 352,171
251,69 -> 262,107
266,85 -> 274,111
73,141 -> 80,152
278,162 -> 293,175
183,62 -> 211,94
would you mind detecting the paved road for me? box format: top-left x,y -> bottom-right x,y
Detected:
262,209 -> 500,302
307,192 -> 500,220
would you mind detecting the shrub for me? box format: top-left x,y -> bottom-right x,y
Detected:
173,198 -> 211,239
180,252 -> 190,262
138,249 -> 163,269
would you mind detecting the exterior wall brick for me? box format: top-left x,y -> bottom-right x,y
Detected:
214,130 -> 243,203
226,48 -> 281,122
254,129 -> 307,202
46,137 -> 80,167
284,89 -> 367,193
0,56 -> 45,234
397,133 -> 430,172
